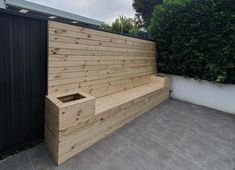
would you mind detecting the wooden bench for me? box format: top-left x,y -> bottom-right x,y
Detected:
45,21 -> 170,164
95,76 -> 168,114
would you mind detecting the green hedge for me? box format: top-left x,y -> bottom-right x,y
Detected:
148,0 -> 235,84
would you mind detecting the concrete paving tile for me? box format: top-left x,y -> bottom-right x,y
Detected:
177,143 -> 231,170
187,128 -> 233,153
27,143 -> 49,162
33,154 -> 57,170
192,118 -> 231,143
119,126 -> 173,166
102,145 -> 166,170
17,163 -> 34,170
182,136 -> 232,167
168,154 -> 204,170
0,151 -> 30,170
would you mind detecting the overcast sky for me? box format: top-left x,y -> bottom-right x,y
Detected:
27,0 -> 136,24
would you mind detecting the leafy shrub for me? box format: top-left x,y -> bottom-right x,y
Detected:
148,0 -> 235,84
100,23 -> 112,32
112,16 -> 135,33
100,16 -> 141,35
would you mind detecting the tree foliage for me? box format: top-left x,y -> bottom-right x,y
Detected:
148,0 -> 235,84
132,0 -> 163,28
100,16 -> 141,35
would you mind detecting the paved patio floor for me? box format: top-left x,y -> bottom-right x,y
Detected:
0,99 -> 235,170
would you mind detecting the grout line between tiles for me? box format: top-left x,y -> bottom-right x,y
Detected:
164,127 -> 192,169
26,151 -> 36,170
174,105 -> 232,169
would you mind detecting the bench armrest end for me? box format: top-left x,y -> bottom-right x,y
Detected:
151,74 -> 170,88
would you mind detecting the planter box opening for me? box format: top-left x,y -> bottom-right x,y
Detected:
57,93 -> 85,103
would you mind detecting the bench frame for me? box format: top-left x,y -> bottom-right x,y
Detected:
45,75 -> 169,164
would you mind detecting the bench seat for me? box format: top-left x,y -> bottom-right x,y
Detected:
95,82 -> 163,114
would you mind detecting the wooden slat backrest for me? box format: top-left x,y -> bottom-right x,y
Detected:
48,21 -> 157,98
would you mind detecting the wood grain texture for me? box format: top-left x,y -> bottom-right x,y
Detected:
45,76 -> 169,164
48,21 -> 157,97
45,21 -> 169,165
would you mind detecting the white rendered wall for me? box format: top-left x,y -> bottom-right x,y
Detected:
169,74 -> 235,114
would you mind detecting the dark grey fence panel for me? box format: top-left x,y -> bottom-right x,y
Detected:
0,11 -> 47,156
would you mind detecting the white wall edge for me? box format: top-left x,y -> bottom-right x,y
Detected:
168,74 -> 235,114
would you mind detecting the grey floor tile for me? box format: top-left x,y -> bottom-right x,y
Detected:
102,158 -> 141,170
149,100 -> 173,115
198,109 -> 232,126
118,122 -> 142,140
156,108 -> 192,127
232,118 -> 235,137
17,163 -> 34,170
155,114 -> 191,133
182,136 -> 232,167
33,154 -> 57,170
88,137 -> 117,159
170,99 -> 201,115
136,114 -> 187,142
232,136 -> 235,151
192,118 -> 231,143
100,150 -> 143,170
232,152 -> 235,170
135,112 -> 159,126
203,158 -> 232,170
119,126 -> 173,166
129,117 -> 184,152
67,145 -> 111,170
101,145 -> 166,170
196,109 -> 234,127
168,154 -> 204,170
141,125 -> 181,152
176,143 -> 207,166
187,128 -> 233,153
128,117 -> 155,131
166,128 -> 186,141
0,151 -> 30,170
55,158 -> 80,170
168,108 -> 198,121
94,162 -> 111,170
136,117 -> 170,135
177,143 -> 231,170
104,131 -> 132,151
164,166 -> 173,170
122,144 -> 166,170
27,143 -> 49,162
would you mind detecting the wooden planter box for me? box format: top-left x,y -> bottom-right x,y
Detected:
45,90 -> 95,164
